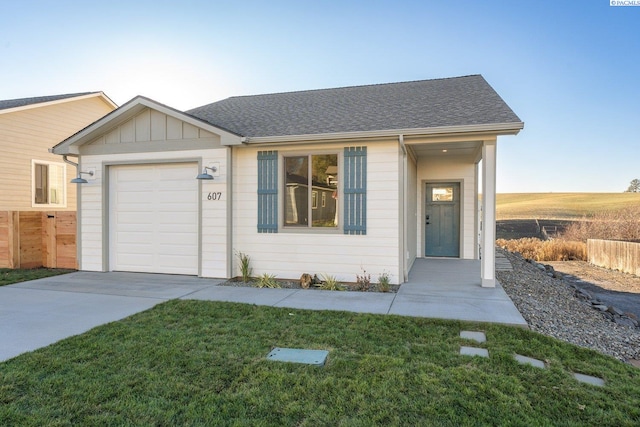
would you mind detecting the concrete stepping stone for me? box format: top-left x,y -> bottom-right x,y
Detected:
573,373 -> 605,387
460,331 -> 486,343
514,354 -> 545,369
460,346 -> 489,358
266,347 -> 328,366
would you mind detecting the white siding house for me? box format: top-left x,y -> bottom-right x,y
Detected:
52,75 -> 523,286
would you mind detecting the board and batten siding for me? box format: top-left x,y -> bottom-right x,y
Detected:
76,108 -> 230,277
0,96 -> 115,211
232,140 -> 401,284
417,156 -> 477,259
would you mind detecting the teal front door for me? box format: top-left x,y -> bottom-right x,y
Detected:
425,183 -> 460,257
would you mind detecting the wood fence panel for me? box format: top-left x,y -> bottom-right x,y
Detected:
19,212 -> 43,269
588,239 -> 640,277
53,212 -> 77,269
0,211 -> 77,269
0,212 -> 11,268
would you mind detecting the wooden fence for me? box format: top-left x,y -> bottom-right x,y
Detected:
0,211 -> 77,269
587,239 -> 640,277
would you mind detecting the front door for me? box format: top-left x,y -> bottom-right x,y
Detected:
425,183 -> 460,257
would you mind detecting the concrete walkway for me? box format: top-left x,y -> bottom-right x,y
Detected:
0,260 -> 526,362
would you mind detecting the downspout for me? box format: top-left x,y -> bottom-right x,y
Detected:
62,154 -> 79,169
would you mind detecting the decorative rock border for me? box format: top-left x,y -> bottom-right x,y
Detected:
526,260 -> 639,329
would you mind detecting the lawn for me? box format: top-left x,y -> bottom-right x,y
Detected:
0,268 -> 75,287
1,301 -> 638,426
497,192 -> 640,219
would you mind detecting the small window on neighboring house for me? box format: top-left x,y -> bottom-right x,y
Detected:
32,160 -> 66,207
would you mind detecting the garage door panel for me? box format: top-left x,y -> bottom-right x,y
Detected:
115,232 -> 154,243
110,163 -> 198,275
117,212 -> 155,224
115,192 -> 156,204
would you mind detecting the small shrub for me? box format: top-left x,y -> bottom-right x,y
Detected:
355,269 -> 371,291
255,273 -> 281,288
377,271 -> 391,292
318,274 -> 345,291
496,238 -> 586,261
236,251 -> 252,282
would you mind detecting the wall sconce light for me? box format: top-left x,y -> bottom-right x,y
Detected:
196,166 -> 217,180
70,171 -> 94,184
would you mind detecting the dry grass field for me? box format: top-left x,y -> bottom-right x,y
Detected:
496,193 -> 640,220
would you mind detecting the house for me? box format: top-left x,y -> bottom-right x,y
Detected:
0,92 -> 117,268
51,75 -> 523,285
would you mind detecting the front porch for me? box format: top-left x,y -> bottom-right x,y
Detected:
390,258 -> 527,326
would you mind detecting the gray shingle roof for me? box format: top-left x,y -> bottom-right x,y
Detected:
0,92 -> 98,112
187,75 -> 521,138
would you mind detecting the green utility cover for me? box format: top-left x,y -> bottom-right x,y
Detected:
266,347 -> 328,366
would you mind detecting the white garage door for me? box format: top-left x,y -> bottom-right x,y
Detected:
109,163 -> 198,275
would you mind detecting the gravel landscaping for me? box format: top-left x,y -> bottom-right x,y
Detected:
497,248 -> 640,363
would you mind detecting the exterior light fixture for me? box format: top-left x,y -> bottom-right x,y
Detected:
70,170 -> 94,184
196,166 -> 217,180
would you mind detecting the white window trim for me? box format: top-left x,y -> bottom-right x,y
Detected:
31,159 -> 67,208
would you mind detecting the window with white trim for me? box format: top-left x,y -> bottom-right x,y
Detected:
257,147 -> 366,234
32,160 -> 66,207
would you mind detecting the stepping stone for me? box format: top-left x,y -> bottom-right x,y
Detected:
514,354 -> 545,369
266,347 -> 328,366
460,331 -> 486,343
460,346 -> 489,358
573,373 -> 605,387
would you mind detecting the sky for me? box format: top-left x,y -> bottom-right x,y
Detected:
1,0 -> 638,193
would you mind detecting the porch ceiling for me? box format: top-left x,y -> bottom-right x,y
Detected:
407,140 -> 481,158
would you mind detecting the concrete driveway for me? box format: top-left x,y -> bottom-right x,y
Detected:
0,272 -> 223,362
1,262 -> 526,362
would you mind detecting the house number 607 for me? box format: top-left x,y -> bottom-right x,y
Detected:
207,192 -> 222,201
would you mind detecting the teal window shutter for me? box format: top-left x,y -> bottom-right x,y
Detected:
343,146 -> 366,235
257,150 -> 278,233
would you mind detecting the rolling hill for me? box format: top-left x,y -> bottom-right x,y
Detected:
496,193 -> 640,220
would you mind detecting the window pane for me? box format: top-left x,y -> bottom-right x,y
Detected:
49,164 -> 64,204
34,164 -> 48,204
284,156 -> 308,226
432,187 -> 454,202
311,154 -> 338,227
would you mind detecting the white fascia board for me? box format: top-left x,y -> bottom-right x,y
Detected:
241,122 -> 525,145
0,92 -> 117,116
52,96 -> 242,154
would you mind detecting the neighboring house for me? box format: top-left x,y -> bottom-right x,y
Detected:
51,75 -> 523,286
0,92 -> 117,211
0,92 -> 117,268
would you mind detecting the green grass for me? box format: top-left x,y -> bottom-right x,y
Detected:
0,268 -> 75,287
497,192 -> 640,219
1,300 -> 638,426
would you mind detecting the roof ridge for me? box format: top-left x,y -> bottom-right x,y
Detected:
223,74 -> 483,101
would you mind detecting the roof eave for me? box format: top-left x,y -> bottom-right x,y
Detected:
239,122 -> 525,145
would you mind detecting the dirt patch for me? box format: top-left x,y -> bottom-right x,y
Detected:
547,261 -> 640,294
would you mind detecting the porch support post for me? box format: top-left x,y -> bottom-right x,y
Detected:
481,139 -> 497,287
